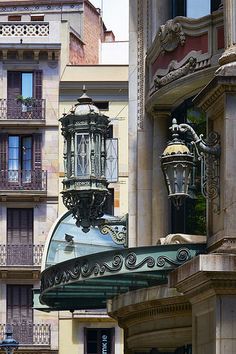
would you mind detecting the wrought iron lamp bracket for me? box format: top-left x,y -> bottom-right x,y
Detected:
98,214 -> 128,247
170,118 -> 221,213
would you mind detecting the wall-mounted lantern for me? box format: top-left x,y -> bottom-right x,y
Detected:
60,88 -> 127,244
0,324 -> 19,354
161,118 -> 220,211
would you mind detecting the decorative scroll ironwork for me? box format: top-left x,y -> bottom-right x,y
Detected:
98,214 -> 128,246
0,170 -> 47,191
0,23 -> 49,37
0,99 -> 45,120
0,323 -> 50,345
0,244 -> 44,266
40,244 -> 205,295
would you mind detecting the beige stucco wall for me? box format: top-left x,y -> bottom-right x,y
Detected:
59,313 -> 124,354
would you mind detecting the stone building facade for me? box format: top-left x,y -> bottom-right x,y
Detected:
107,1 -> 236,353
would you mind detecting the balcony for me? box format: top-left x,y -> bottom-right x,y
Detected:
0,170 -> 47,190
0,99 -> 45,123
0,244 -> 44,266
0,323 -> 51,346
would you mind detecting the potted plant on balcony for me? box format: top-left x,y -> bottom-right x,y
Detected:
16,95 -> 36,112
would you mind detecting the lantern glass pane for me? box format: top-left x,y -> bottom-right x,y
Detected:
76,133 -> 90,176
105,138 -> 118,183
94,134 -> 101,177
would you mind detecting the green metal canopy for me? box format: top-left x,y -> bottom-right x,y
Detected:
39,243 -> 206,311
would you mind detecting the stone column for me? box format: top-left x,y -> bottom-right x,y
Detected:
219,0 -> 236,66
151,110 -> 170,244
170,254 -> 236,354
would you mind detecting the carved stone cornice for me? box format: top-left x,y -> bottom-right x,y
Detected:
169,254 -> 236,304
193,75 -> 236,111
116,299 -> 191,329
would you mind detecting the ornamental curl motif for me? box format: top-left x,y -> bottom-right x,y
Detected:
99,224 -> 127,245
157,248 -> 191,267
125,252 -> 155,270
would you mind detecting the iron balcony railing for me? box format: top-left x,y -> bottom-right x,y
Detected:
0,99 -> 46,120
0,323 -> 51,345
0,170 -> 47,191
0,244 -> 44,266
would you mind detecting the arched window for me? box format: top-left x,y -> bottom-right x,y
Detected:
172,0 -> 221,18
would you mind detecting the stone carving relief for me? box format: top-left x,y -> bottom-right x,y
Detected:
158,233 -> 206,245
154,57 -> 197,89
159,19 -> 186,54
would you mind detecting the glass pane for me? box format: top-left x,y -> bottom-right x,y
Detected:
187,0 -> 210,18
22,137 -> 32,182
105,138 -> 118,183
94,134 -> 101,177
8,136 -> 19,181
76,133 -> 90,176
22,73 -> 33,98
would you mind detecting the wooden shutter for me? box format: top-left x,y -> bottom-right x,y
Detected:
7,208 -> 33,245
34,70 -> 42,99
33,133 -> 42,170
7,72 -> 21,118
0,133 -> 8,170
7,71 -> 21,99
7,285 -> 33,344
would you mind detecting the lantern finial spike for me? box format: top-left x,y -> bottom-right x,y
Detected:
82,85 -> 87,94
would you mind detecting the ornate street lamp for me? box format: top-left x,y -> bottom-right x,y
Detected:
0,324 -> 19,354
60,88 -> 109,232
161,118 -> 220,210
60,88 -> 127,243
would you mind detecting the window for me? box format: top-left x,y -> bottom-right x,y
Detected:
84,328 -> 115,354
94,101 -> 109,110
7,71 -> 42,100
172,0 -> 221,18
8,15 -> 21,21
170,99 -> 206,235
0,133 -> 42,185
7,208 -> 33,265
7,284 -> 33,343
30,15 -> 44,21
8,136 -> 32,182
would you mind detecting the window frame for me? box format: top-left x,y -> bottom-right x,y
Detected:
84,327 -> 115,354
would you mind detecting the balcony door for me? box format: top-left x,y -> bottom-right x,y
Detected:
8,135 -> 32,183
7,71 -> 42,119
7,284 -> 33,344
7,208 -> 33,265
0,133 -> 42,190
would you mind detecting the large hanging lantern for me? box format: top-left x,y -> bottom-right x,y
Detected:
60,88 -> 110,232
161,119 -> 194,208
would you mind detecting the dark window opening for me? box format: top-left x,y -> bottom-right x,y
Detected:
104,188 -> 114,215
94,101 -> 109,110
84,328 -> 115,354
31,15 -> 44,21
172,0 -> 221,18
170,98 -> 206,235
8,15 -> 21,21
107,124 -> 113,138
